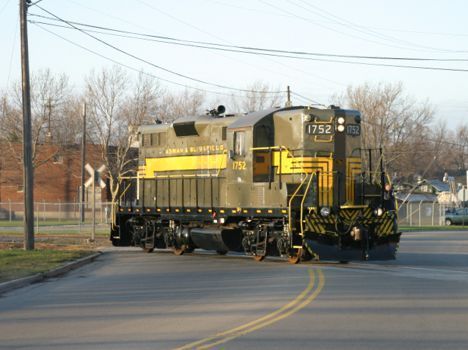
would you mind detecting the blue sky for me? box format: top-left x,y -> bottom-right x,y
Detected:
1,0 -> 467,126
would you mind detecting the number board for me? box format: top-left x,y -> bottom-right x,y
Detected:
306,123 -> 333,135
346,124 -> 361,136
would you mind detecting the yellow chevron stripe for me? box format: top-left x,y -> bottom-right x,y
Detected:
305,217 -> 317,232
383,218 -> 393,234
305,216 -> 325,234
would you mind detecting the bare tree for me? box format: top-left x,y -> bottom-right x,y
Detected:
445,125 -> 468,172
85,67 -> 163,203
1,69 -> 73,167
230,81 -> 283,113
155,89 -> 205,123
337,82 -> 435,179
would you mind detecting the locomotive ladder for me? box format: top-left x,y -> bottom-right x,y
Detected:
288,172 -> 317,238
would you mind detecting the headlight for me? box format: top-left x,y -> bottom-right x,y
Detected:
337,116 -> 345,124
337,124 -> 345,132
303,114 -> 312,122
320,207 -> 331,217
374,207 -> 384,217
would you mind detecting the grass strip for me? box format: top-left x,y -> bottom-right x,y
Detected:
0,249 -> 93,283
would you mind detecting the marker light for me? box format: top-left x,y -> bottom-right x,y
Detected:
320,207 -> 331,217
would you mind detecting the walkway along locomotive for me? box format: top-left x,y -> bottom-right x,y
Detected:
110,105 -> 401,263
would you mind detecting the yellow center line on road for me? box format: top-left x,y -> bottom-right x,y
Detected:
173,268 -> 325,350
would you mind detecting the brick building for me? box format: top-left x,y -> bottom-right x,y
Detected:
0,143 -> 108,203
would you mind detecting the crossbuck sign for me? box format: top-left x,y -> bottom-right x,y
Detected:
84,164 -> 106,189
84,163 -> 106,242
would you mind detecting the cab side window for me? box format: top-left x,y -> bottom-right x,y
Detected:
234,131 -> 245,156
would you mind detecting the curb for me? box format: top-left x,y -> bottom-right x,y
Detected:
0,252 -> 102,295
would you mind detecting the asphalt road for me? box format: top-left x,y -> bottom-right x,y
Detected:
0,230 -> 467,350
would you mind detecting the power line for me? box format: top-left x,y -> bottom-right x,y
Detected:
261,0 -> 468,54
30,14 -> 468,73
205,0 -> 468,39
6,7 -> 19,87
34,5 -> 284,94
32,23 -> 256,98
290,92 -> 325,106
289,0 -> 468,54
29,0 -> 45,7
134,0 -> 334,90
73,0 -> 344,89
369,27 -> 468,38
29,14 -> 468,62
0,0 -> 12,16
34,22 -> 324,112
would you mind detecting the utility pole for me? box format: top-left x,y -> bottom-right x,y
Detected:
20,0 -> 34,250
92,170 -> 96,242
46,98 -> 52,143
285,86 -> 292,107
80,103 -> 86,223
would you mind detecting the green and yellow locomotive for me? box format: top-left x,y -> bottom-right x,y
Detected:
111,105 -> 400,263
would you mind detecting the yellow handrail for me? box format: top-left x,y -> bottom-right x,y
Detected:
250,145 -> 295,159
299,172 -> 316,236
288,173 -> 309,234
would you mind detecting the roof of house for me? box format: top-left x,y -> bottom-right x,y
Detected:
395,192 -> 438,202
423,179 -> 450,192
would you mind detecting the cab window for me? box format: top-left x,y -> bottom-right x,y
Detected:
234,131 -> 245,156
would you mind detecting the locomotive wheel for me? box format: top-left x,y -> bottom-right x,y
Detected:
173,244 -> 194,255
253,254 -> 266,262
143,247 -> 154,253
173,245 -> 186,256
216,250 -> 228,255
288,248 -> 303,264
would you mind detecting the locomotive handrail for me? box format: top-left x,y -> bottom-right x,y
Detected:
311,115 -> 334,124
215,150 -> 228,177
314,135 -> 334,143
250,145 -> 295,159
288,173 -> 310,234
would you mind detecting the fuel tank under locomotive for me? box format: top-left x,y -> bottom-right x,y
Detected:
190,227 -> 244,253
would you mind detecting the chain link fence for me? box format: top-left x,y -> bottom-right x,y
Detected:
0,201 -> 114,248
397,200 -> 455,226
0,201 -> 112,233
0,200 -> 461,229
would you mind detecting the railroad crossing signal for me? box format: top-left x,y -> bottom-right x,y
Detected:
84,163 -> 106,243
84,164 -> 106,188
